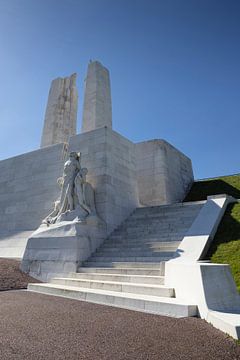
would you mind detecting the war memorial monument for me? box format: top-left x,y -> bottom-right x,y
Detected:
0,61 -> 239,340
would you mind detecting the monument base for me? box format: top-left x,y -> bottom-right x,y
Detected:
21,219 -> 106,281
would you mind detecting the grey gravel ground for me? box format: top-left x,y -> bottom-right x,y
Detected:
0,258 -> 41,290
0,291 -> 239,360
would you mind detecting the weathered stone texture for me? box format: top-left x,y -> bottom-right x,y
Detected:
135,140 -> 194,206
81,61 -> 112,133
41,73 -> 78,147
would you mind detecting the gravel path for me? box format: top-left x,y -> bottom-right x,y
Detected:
0,291 -> 239,360
0,258 -> 41,291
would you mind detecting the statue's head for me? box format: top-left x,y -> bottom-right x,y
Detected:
69,151 -> 80,160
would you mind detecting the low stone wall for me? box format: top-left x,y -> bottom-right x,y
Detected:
165,195 -> 240,339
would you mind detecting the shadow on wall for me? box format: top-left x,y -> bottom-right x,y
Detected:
184,178 -> 240,202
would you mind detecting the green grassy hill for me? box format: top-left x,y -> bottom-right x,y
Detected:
185,174 -> 240,292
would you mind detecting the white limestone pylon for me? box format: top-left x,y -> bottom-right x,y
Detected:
81,61 -> 112,133
41,73 -> 78,147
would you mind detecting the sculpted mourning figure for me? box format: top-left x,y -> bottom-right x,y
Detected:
43,152 -> 99,225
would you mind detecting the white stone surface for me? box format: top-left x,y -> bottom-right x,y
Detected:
21,220 -> 106,281
82,61 -> 112,133
175,195 -> 235,261
28,282 -> 197,318
135,139 -> 193,206
207,311 -> 240,340
41,73 -> 78,147
0,143 -> 68,258
165,195 -> 240,339
69,127 -> 139,234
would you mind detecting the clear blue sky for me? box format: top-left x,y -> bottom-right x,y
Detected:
0,0 -> 239,179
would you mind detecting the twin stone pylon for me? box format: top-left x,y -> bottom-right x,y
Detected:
40,73 -> 78,148
40,61 -> 112,148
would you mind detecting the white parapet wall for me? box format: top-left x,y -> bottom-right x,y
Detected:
165,195 -> 240,339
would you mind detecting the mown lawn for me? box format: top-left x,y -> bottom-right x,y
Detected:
185,174 -> 240,292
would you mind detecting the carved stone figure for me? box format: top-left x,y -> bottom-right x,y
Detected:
43,152 -> 99,225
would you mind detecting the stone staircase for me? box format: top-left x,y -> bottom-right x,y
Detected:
28,202 -> 204,317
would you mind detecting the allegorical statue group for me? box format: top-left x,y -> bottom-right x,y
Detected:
43,152 -> 98,225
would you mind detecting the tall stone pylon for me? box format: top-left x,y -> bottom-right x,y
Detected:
81,61 -> 112,133
40,73 -> 78,148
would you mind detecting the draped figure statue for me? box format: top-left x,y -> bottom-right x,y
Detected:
43,152 -> 99,225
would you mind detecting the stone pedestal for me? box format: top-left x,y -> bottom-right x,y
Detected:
21,219 -> 106,281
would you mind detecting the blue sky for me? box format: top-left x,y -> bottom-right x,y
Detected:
0,0 -> 239,179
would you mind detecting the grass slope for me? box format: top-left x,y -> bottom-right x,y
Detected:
185,174 -> 240,292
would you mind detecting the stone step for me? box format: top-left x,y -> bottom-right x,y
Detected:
101,241 -> 181,250
28,283 -> 197,318
51,277 -> 174,297
113,225 -> 190,233
94,250 -> 175,257
68,272 -> 165,285
132,203 -> 203,213
130,209 -> 201,219
78,267 -> 163,276
88,256 -> 171,263
83,262 -> 162,268
107,235 -> 185,242
121,219 -> 196,227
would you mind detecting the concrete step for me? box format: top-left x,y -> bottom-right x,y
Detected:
51,277 -> 174,297
67,272 -> 165,285
28,283 -> 197,318
121,220 -> 195,228
94,251 -> 176,258
78,267 -> 163,276
112,226 -> 189,234
101,241 -> 181,250
83,262 -> 162,268
132,203 -> 203,214
107,235 -> 185,242
87,256 -> 171,263
130,210 -> 201,219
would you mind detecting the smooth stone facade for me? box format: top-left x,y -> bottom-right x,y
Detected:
0,143 -> 68,257
81,61 -> 112,133
69,127 -> 139,234
0,128 -> 194,258
41,73 -> 78,147
135,139 -> 193,206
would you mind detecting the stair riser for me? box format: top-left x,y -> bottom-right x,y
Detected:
120,220 -> 196,227
94,251 -> 175,257
78,268 -> 163,275
112,227 -> 189,234
83,262 -> 162,268
107,236 -> 185,243
88,257 -> 171,262
68,273 -> 165,284
129,211 -> 201,219
101,242 -> 180,249
51,279 -> 174,297
28,284 -> 197,318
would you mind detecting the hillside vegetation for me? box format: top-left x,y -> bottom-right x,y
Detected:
185,174 -> 240,292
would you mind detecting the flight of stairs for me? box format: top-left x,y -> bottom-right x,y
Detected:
28,202 -> 204,317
